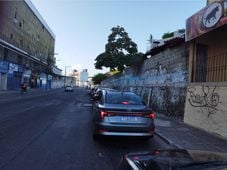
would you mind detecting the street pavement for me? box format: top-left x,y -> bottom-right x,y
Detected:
0,88 -> 60,103
0,87 -> 174,170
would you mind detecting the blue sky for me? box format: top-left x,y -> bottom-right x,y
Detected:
31,0 -> 206,76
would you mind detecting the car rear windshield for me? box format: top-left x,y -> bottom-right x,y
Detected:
106,93 -> 143,105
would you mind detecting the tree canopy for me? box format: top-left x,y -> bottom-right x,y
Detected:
92,73 -> 107,85
162,32 -> 174,39
46,54 -> 55,74
94,26 -> 144,72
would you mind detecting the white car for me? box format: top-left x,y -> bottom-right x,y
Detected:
65,85 -> 74,92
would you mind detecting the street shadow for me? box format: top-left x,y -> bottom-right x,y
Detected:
94,136 -> 154,151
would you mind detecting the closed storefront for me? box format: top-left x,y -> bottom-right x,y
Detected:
7,63 -> 23,90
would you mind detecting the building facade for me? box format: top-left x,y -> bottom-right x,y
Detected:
79,69 -> 88,87
70,69 -> 80,86
184,1 -> 227,138
0,0 -> 55,90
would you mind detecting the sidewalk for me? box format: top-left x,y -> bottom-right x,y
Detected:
155,113 -> 227,153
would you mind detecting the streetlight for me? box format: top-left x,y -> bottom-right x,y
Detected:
64,66 -> 71,87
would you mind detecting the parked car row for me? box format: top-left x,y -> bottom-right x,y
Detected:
89,86 -> 155,140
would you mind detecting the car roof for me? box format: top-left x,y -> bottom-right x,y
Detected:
97,88 -> 118,92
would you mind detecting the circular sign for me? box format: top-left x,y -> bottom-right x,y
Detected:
202,2 -> 223,28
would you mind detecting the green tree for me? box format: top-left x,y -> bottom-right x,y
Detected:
95,26 -> 141,72
92,73 -> 107,85
162,32 -> 174,39
129,52 -> 146,72
46,54 -> 55,75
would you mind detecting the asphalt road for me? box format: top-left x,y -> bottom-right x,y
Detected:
0,87 -> 174,170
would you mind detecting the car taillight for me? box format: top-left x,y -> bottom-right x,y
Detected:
121,101 -> 129,105
99,111 -> 108,119
149,112 -> 155,119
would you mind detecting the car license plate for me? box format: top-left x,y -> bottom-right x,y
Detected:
121,116 -> 138,122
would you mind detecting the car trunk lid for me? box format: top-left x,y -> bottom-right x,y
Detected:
100,104 -> 154,125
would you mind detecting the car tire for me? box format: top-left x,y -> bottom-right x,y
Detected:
141,136 -> 152,140
93,133 -> 100,140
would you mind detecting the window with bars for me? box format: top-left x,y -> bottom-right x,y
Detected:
206,53 -> 227,82
193,44 -> 227,82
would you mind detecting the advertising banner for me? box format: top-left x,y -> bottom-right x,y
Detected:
9,63 -> 18,73
186,1 -> 227,41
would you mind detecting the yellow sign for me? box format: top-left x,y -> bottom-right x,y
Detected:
207,0 -> 223,5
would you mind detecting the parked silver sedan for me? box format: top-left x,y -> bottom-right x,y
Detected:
92,90 -> 155,139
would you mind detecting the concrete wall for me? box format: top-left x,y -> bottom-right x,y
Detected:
102,43 -> 188,119
184,84 -> 227,138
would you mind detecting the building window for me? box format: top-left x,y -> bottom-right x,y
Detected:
195,44 -> 208,82
10,34 -> 13,39
14,10 -> 17,19
19,22 -> 22,28
206,53 -> 227,82
192,44 -> 227,82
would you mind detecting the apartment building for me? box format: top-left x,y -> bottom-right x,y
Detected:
0,0 -> 55,90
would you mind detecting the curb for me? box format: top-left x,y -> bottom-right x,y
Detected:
155,131 -> 183,149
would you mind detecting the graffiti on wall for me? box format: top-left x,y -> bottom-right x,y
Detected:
188,86 -> 220,117
144,63 -> 168,77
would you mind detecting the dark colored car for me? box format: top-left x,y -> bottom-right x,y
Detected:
91,87 -> 117,100
119,149 -> 227,170
64,85 -> 74,92
92,90 -> 155,139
